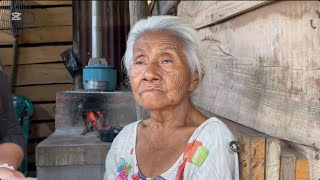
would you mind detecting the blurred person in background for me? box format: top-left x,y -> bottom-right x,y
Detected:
0,64 -> 25,180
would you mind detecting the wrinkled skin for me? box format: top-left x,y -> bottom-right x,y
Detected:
130,31 -> 198,110
129,31 -> 207,177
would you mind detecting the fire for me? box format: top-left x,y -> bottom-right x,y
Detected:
86,111 -> 109,130
87,111 -> 98,126
81,111 -> 111,135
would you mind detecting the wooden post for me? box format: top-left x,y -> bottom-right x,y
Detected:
129,0 -> 149,28
265,138 -> 281,180
239,133 -> 266,180
280,148 -> 296,180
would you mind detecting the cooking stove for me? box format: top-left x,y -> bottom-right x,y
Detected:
36,91 -> 137,180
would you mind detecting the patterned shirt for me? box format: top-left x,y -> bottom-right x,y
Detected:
104,117 -> 239,180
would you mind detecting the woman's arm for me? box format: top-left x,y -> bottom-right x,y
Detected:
0,143 -> 25,180
0,143 -> 24,169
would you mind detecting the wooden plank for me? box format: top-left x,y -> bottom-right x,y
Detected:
239,133 -> 250,179
14,84 -> 72,102
178,1 -> 271,29
32,103 -> 55,120
0,45 -> 71,65
4,63 -> 72,86
286,149 -> 309,180
0,26 -> 72,45
265,138 -> 281,180
296,158 -> 309,180
129,1 -> 148,28
0,7 -> 72,28
29,1 -> 72,6
280,149 -> 296,180
151,1 -> 179,15
29,122 -> 55,139
180,1 -> 320,147
289,143 -> 320,180
238,132 -> 266,180
250,136 -> 265,180
32,7 -> 72,27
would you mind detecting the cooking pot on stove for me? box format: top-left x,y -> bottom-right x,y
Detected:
83,60 -> 117,92
85,80 -> 108,92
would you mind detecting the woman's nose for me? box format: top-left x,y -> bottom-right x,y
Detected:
142,63 -> 161,82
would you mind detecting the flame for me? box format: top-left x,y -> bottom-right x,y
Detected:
87,111 -> 99,126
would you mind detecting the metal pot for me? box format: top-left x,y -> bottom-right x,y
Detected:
82,63 -> 117,92
85,80 -> 108,92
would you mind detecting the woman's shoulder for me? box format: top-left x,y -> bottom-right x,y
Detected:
195,117 -> 236,145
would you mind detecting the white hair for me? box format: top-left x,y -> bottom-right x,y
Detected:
123,15 -> 205,81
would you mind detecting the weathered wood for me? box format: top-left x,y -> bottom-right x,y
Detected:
129,1 -> 149,28
180,1 -> 320,147
151,1 -> 179,15
265,138 -> 281,180
29,1 -> 72,6
4,63 -> 72,86
239,133 -> 250,179
250,136 -> 265,180
288,143 -> 316,180
29,122 -> 55,139
0,26 -> 72,45
32,7 -> 72,27
0,45 -> 71,65
280,148 -> 296,180
0,7 -> 72,28
238,132 -> 266,180
293,151 -> 309,180
32,103 -> 56,120
14,84 -> 72,102
178,1 -> 271,29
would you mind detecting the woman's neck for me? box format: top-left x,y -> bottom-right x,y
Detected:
147,97 -> 204,129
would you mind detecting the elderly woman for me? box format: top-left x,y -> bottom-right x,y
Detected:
104,16 -> 239,180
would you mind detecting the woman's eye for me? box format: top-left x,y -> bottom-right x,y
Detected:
161,59 -> 172,64
135,60 -> 145,65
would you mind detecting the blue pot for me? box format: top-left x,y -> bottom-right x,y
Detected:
83,64 -> 117,92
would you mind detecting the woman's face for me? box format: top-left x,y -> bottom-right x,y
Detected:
130,31 -> 199,110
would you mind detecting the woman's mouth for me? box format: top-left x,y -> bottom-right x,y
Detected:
140,88 -> 161,95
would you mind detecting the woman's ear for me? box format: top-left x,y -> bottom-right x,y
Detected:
188,73 -> 202,92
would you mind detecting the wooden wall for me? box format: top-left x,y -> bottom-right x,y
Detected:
0,0 -> 72,176
178,1 -> 320,179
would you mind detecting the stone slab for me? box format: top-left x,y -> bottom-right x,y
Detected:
36,129 -> 112,167
37,165 -> 105,180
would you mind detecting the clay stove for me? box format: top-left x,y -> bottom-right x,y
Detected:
36,91 -> 137,180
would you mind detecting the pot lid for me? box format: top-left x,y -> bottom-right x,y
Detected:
86,57 -> 109,68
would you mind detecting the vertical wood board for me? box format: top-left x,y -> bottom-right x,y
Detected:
265,138 -> 281,180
